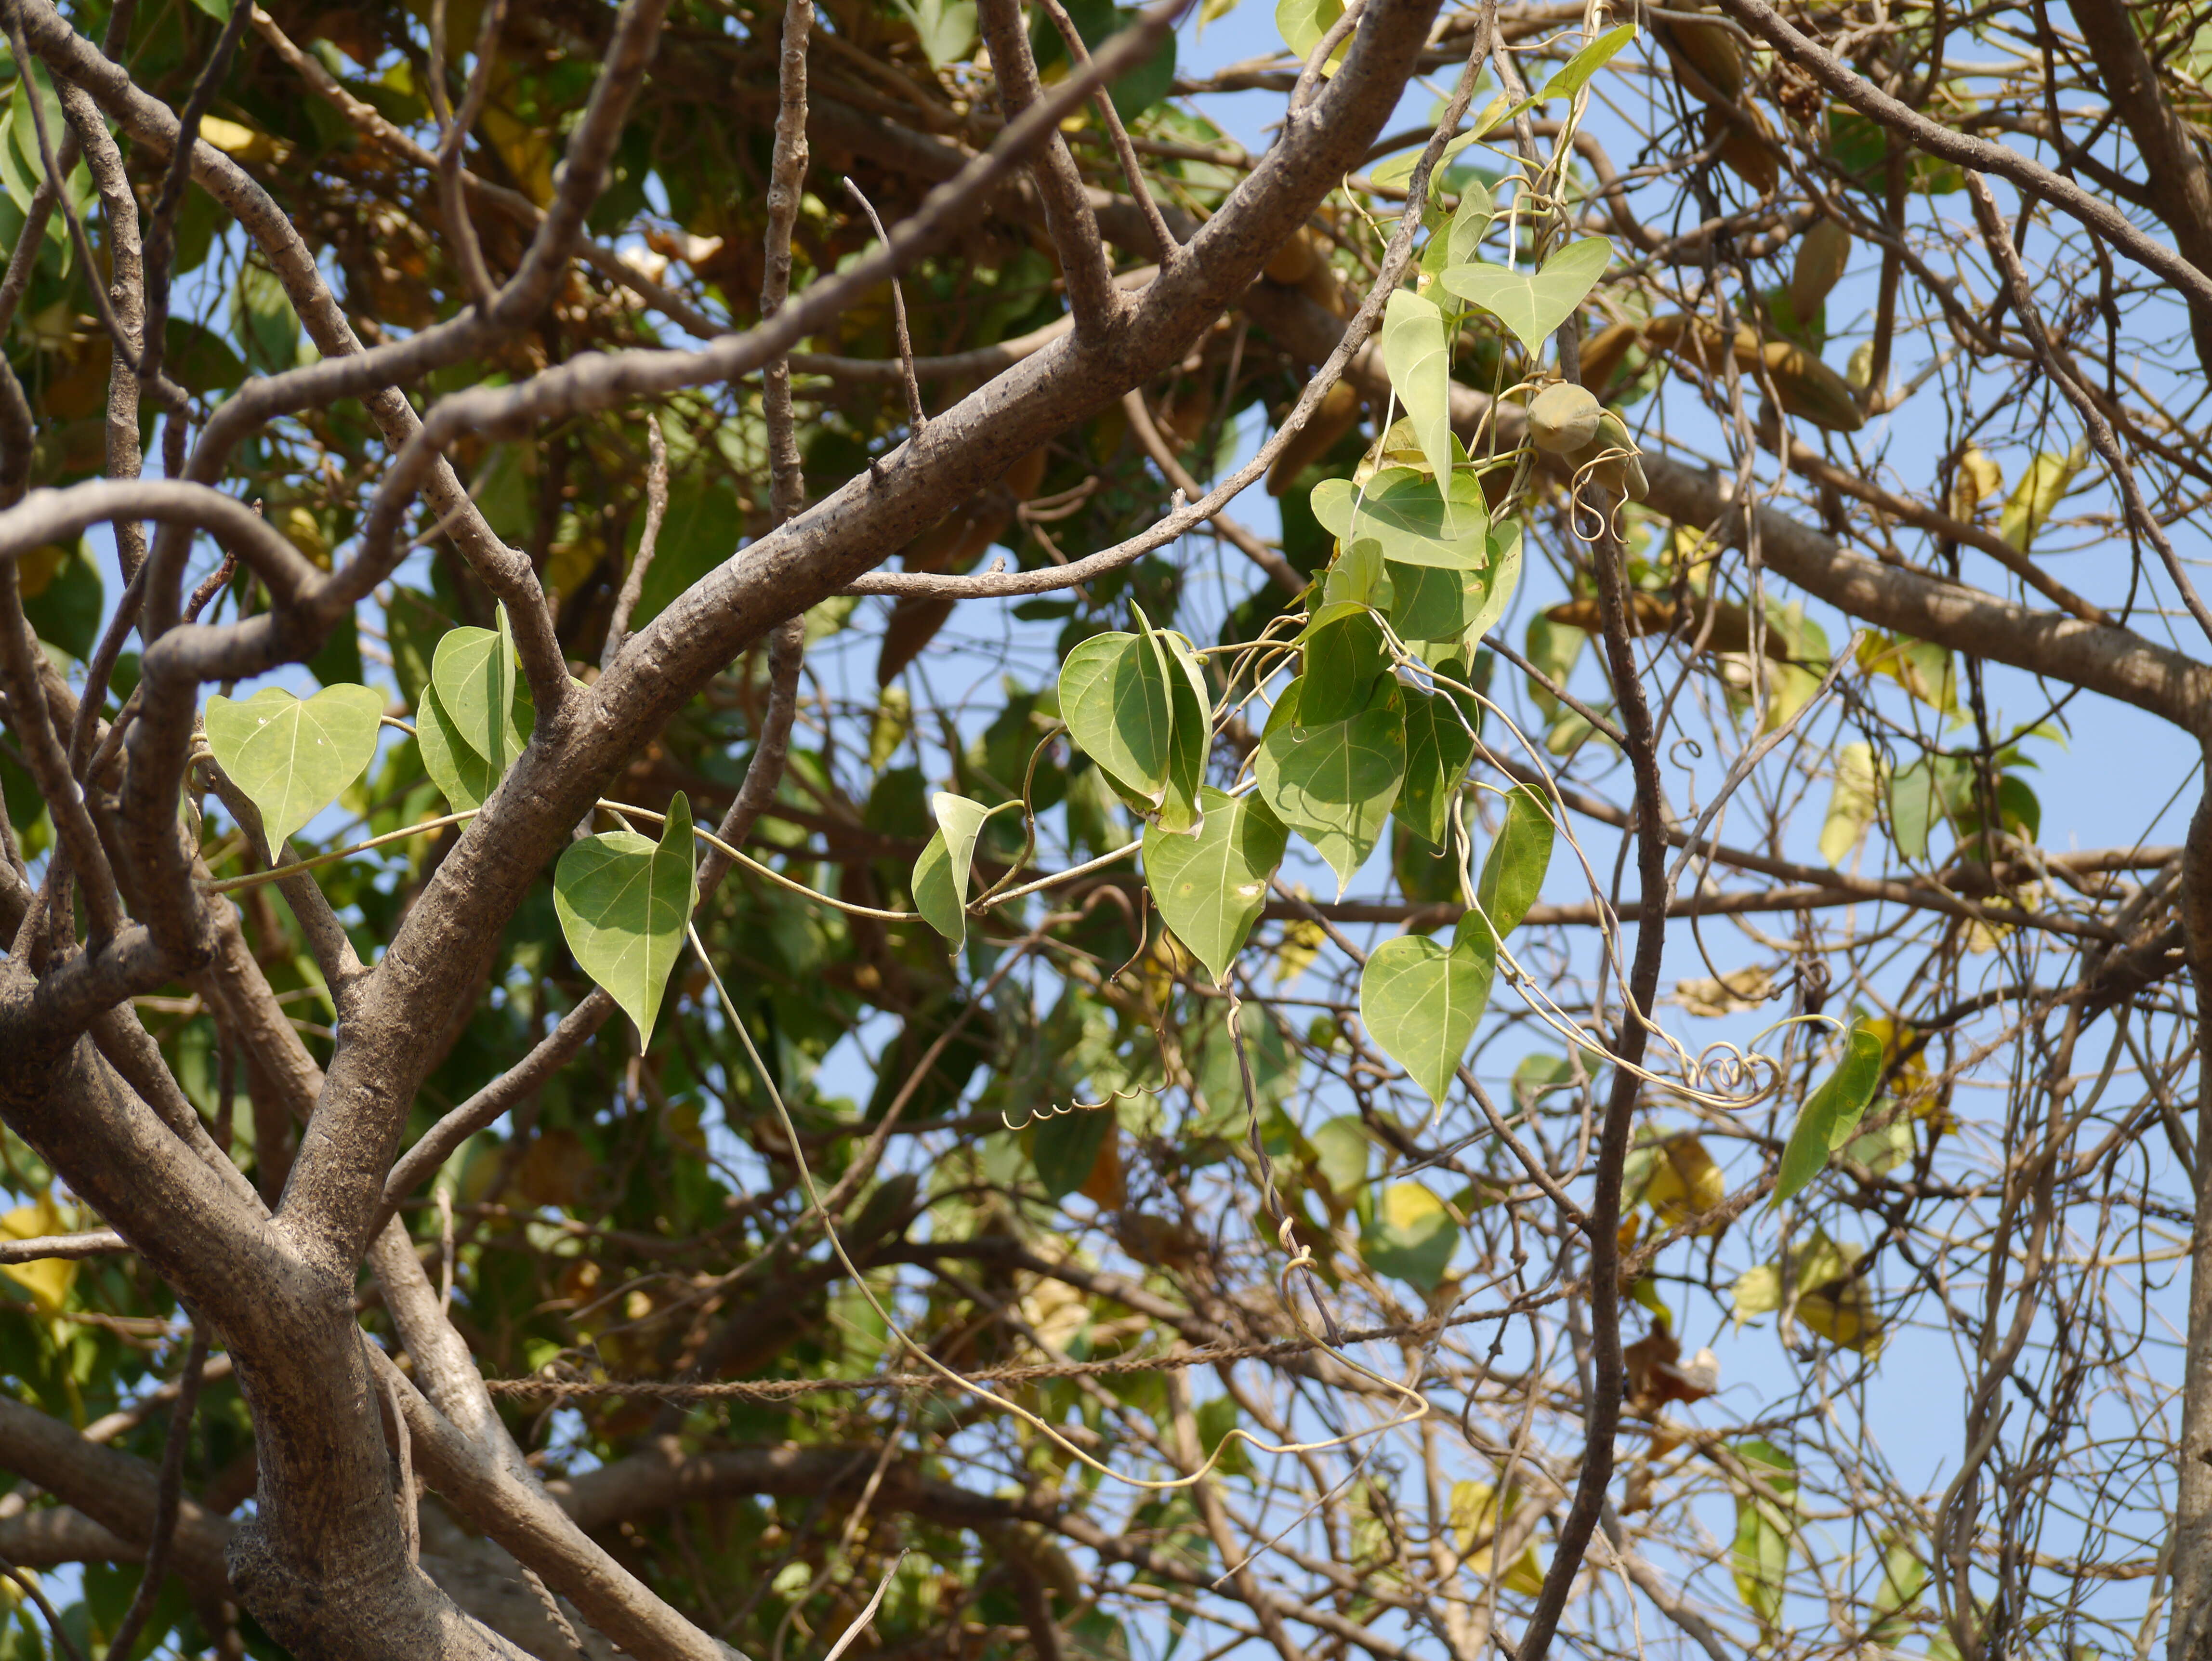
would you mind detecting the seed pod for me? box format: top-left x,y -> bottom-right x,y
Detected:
1658,11 -> 1743,103
1755,339 -> 1865,433
1266,379 -> 1364,496
1704,105 -> 1778,196
1789,218 -> 1852,321
1528,382 -> 1603,454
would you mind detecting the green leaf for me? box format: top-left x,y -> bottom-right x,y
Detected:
1381,288 -> 1455,495
1371,131 -> 1477,192
1465,518 -> 1521,642
1388,558 -> 1489,643
895,0 -> 977,67
1395,683 -> 1476,847
1729,1439 -> 1797,1626
231,261 -> 301,372
1032,1106 -> 1113,1200
203,683 -> 384,846
1256,674 -> 1407,895
913,791 -> 992,952
1311,468 -> 1492,570
1474,784 -> 1553,939
1818,741 -> 1878,866
1144,788 -> 1288,983
1152,617 -> 1211,835
553,793 -> 698,1040
430,605 -> 528,774
416,683 -> 499,812
1540,22 -> 1636,99
1298,605 -> 1389,725
1441,237 -> 1614,357
1773,1019 -> 1885,1204
1060,630 -> 1174,802
1358,911 -> 1496,1107
1363,1180 -> 1458,1289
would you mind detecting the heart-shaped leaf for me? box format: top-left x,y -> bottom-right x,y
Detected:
1382,288 -> 1455,496
1773,1021 -> 1885,1204
1298,605 -> 1390,726
203,682 -> 384,846
1358,911 -> 1497,1106
1443,237 -> 1614,357
913,791 -> 992,951
1396,684 -> 1477,847
1311,468 -> 1493,570
554,792 -> 698,1040
1389,559 -> 1490,644
1032,1105 -> 1115,1201
1256,674 -> 1407,895
431,604 -> 529,774
1474,783 -> 1554,939
1059,629 -> 1174,801
1144,787 -> 1288,983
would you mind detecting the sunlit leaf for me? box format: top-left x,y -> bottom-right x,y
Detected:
1541,22 -> 1637,99
1394,683 -> 1476,847
1442,237 -> 1613,357
1998,442 -> 2088,551
1358,911 -> 1495,1107
1060,629 -> 1174,802
1256,674 -> 1407,894
1363,1179 -> 1457,1288
913,791 -> 992,952
1144,788 -> 1288,983
554,792 -> 698,1040
1381,288 -> 1455,496
203,683 -> 384,846
1311,467 -> 1492,570
1474,783 -> 1553,940
1729,1438 -> 1796,1625
430,605 -> 529,773
1819,740 -> 1880,865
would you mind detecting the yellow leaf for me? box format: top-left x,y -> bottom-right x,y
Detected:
196,116 -> 290,166
1999,443 -> 2088,551
0,1192 -> 79,1316
1644,1134 -> 1726,1233
1951,447 -> 2001,520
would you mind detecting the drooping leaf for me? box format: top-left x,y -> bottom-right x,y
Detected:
1256,674 -> 1408,894
1145,788 -> 1288,983
1362,1179 -> 1458,1289
1540,22 -> 1636,99
1857,632 -> 1957,714
1474,784 -> 1554,939
1060,630 -> 1174,802
417,684 -> 500,812
0,1192 -> 79,1315
1729,1438 -> 1797,1625
1442,237 -> 1614,358
1773,1019 -> 1885,1203
1381,287 -> 1455,497
1389,558 -> 1489,644
1818,741 -> 1879,866
1358,910 -> 1496,1107
430,605 -> 528,774
1153,618 -> 1211,835
1395,684 -> 1476,847
553,793 -> 698,1040
895,0 -> 977,67
913,791 -> 992,952
1311,468 -> 1492,570
1998,442 -> 2088,551
203,683 -> 385,846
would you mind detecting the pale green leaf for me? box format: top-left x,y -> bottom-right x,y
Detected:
1381,288 -> 1456,499
1256,674 -> 1407,895
1464,516 -> 1521,642
1310,467 -> 1493,569
1276,0 -> 1343,61
1818,740 -> 1878,866
1729,1438 -> 1797,1626
1371,132 -> 1477,192
1358,911 -> 1495,1107
1144,787 -> 1288,983
203,683 -> 384,846
1388,558 -> 1489,643
1540,22 -> 1636,100
1152,616 -> 1211,836
1773,1020 -> 1885,1203
1474,783 -> 1553,939
554,792 -> 698,1040
895,0 -> 977,67
912,791 -> 992,951
1441,236 -> 1614,357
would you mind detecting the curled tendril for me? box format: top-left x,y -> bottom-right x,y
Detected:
1001,1081 -> 1167,1134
